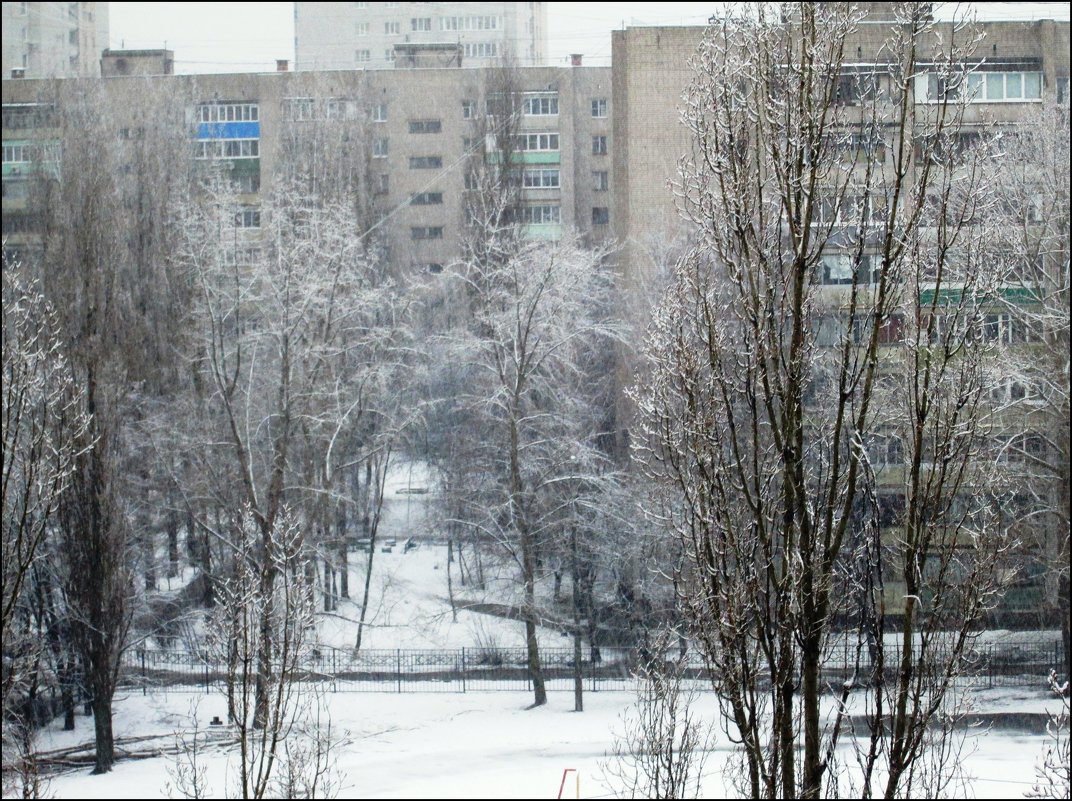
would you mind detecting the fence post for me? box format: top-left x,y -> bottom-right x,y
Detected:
461,647 -> 467,694
397,649 -> 402,693
140,649 -> 146,696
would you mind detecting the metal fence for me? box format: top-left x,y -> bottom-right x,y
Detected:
120,635 -> 1064,694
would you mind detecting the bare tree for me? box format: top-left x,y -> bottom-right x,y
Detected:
207,508 -> 320,800
437,234 -> 621,707
605,630 -> 713,799
636,4 -> 1015,797
17,77 -> 193,774
176,177 -> 409,722
1,271 -> 87,715
985,101 -> 1070,674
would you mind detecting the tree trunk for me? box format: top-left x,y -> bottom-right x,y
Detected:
571,528 -> 583,713
337,502 -> 349,599
90,695 -> 115,774
447,535 -> 457,622
166,510 -> 179,580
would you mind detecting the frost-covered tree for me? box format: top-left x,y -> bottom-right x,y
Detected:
435,234 -> 620,707
984,101 -> 1070,675
635,3 -> 1016,797
176,178 -> 409,723
1,270 -> 89,780
22,78 -> 192,774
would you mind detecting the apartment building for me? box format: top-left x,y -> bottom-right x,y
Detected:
1,1 -> 108,78
610,8 -> 1069,625
1,59 -> 610,272
611,12 -> 1070,293
294,2 -> 547,70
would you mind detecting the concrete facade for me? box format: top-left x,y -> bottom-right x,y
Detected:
294,2 -> 547,71
611,15 -> 1071,292
1,1 -> 108,79
1,61 -> 610,273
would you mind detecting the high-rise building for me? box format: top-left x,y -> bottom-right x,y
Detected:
1,1 -> 108,79
1,59 -> 610,272
294,2 -> 547,70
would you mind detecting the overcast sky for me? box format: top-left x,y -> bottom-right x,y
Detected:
106,2 -> 1071,74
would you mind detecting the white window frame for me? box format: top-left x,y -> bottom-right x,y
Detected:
516,133 -> 559,152
518,204 -> 560,224
196,102 -> 259,123
523,94 -> 558,116
522,168 -> 560,188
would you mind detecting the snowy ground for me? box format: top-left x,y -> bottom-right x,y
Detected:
30,684 -> 1064,799
22,461 -> 1065,798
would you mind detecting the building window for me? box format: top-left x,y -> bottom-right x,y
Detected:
592,135 -> 608,155
591,98 -> 607,118
375,173 -> 389,194
517,205 -> 560,224
326,98 -> 360,120
355,2 -> 368,8
834,73 -> 877,106
196,102 -> 259,123
235,208 -> 261,229
411,18 -> 431,32
2,103 -> 56,129
922,71 -> 1043,103
283,97 -> 315,121
523,168 -> 559,188
229,174 -> 260,194
425,262 -> 444,274
441,15 -> 500,31
409,119 -> 442,134
356,49 -> 371,63
373,138 -> 389,158
385,21 -> 400,35
410,191 -> 443,205
516,133 -> 559,151
222,246 -> 262,267
592,170 -> 608,192
981,313 -> 1038,345
820,254 -> 878,285
592,207 -> 609,225
523,94 -> 558,116
463,42 -> 498,58
2,143 -> 32,164
409,156 -> 443,169
195,139 -> 260,159
372,103 -> 387,122
411,226 -> 443,240
820,254 -> 855,285
356,22 -> 369,36
462,100 -> 475,119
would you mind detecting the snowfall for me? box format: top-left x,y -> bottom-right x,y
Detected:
19,465 -> 1070,799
